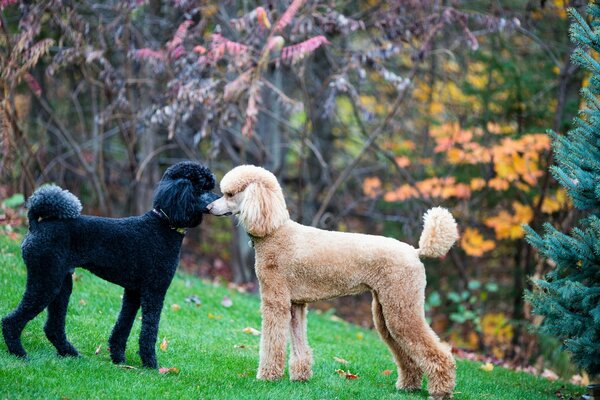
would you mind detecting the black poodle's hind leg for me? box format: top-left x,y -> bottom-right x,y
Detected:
2,271 -> 64,358
138,292 -> 166,369
44,273 -> 79,357
108,289 -> 140,364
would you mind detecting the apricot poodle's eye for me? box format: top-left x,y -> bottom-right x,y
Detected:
224,192 -> 233,198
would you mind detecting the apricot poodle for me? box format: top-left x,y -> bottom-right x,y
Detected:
207,165 -> 459,399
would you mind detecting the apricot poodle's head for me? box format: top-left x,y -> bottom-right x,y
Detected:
207,165 -> 289,237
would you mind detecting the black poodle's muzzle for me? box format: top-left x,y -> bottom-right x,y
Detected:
199,192 -> 221,214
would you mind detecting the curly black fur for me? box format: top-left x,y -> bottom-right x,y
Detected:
1,162 -> 220,369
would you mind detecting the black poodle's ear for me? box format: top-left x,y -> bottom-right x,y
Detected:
152,178 -> 202,228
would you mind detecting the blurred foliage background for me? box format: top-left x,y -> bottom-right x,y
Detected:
0,0 -> 589,380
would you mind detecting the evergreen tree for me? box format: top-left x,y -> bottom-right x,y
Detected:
525,3 -> 600,377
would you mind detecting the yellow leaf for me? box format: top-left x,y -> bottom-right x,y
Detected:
460,228 -> 496,257
480,362 -> 494,372
171,304 -> 181,312
470,178 -> 486,191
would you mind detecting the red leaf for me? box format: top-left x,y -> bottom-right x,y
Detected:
274,0 -> 305,32
281,36 -> 330,63
24,73 -> 42,97
134,48 -> 166,61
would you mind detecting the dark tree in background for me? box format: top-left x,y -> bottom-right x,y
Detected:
526,3 -> 600,378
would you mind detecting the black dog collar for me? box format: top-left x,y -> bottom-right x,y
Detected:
151,208 -> 187,235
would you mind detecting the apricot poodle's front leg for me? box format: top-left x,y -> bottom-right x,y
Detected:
289,303 -> 313,381
257,294 -> 291,381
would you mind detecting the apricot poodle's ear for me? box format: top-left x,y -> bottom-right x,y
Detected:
239,182 -> 289,237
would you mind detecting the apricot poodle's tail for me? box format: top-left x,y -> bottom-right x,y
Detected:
27,184 -> 82,229
417,207 -> 459,258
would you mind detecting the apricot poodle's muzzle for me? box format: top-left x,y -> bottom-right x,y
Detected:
199,192 -> 221,214
206,197 -> 233,216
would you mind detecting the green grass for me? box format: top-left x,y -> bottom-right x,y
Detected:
0,235 -> 584,400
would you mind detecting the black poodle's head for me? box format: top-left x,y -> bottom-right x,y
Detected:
152,161 -> 220,228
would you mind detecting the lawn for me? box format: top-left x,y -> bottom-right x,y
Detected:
0,234 -> 585,400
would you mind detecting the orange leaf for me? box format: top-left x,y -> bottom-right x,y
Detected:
243,327 -> 261,336
159,367 -> 180,375
382,369 -> 393,376
160,337 -> 168,351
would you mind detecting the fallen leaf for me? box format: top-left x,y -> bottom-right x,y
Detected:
160,337 -> 168,351
333,357 -> 349,365
234,344 -> 247,349
185,295 -> 202,306
541,368 -> 558,381
171,304 -> 181,312
356,332 -> 364,340
221,296 -> 233,308
118,365 -> 136,370
95,345 -> 102,355
382,369 -> 392,376
208,313 -> 222,320
79,299 -> 87,306
335,369 -> 359,380
243,327 -> 261,336
159,367 -> 180,375
480,362 -> 494,372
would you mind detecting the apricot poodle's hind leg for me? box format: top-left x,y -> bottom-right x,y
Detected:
379,295 -> 456,400
257,292 -> 291,381
372,292 -> 423,391
289,303 -> 313,381
44,273 -> 79,357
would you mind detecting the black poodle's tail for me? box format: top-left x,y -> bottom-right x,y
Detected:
27,184 -> 82,229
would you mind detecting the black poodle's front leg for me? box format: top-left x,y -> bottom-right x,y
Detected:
109,289 -> 141,364
138,292 -> 165,369
44,273 -> 79,357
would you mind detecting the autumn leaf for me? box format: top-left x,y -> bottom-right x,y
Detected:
79,299 -> 87,306
243,327 -> 261,336
160,337 -> 168,351
460,228 -> 495,257
208,313 -> 222,320
117,365 -> 137,370
333,356 -> 349,365
95,345 -> 102,355
335,369 -> 359,379
480,362 -> 494,372
382,369 -> 393,375
362,177 -> 382,199
221,296 -> 233,308
171,304 -> 181,312
159,367 -> 180,375
356,332 -> 364,340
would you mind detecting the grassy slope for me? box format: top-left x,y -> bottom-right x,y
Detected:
0,235 -> 584,400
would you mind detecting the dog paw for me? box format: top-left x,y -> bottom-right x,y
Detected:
141,358 -> 159,369
256,369 -> 284,381
289,359 -> 313,381
428,392 -> 453,400
58,345 -> 80,357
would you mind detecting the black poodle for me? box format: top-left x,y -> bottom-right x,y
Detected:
1,161 -> 219,368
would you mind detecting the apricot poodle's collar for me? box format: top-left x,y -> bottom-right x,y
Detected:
151,208 -> 186,235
